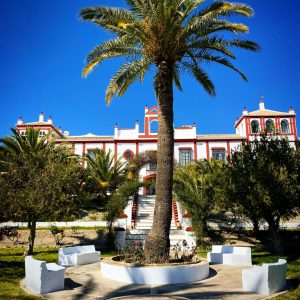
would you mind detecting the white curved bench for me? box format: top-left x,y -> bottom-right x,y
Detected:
58,245 -> 100,266
207,245 -> 252,266
25,256 -> 65,294
242,259 -> 287,294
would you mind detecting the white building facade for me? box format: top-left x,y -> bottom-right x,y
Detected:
16,99 -> 298,170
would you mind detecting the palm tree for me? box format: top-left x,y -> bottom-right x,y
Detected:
80,0 -> 259,262
85,149 -> 125,202
174,159 -> 225,239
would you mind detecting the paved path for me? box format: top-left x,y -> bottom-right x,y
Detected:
31,262 -> 287,300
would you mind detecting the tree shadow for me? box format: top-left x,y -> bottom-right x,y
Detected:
101,281 -> 254,300
67,229 -> 108,248
64,278 -> 82,290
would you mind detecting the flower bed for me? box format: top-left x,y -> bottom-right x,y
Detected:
101,256 -> 209,284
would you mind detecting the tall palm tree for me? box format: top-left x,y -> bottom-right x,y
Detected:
80,0 -> 259,262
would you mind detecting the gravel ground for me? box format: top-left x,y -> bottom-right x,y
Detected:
0,228 -> 108,248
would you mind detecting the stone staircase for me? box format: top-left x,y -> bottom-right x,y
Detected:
135,195 -> 177,230
127,195 -> 189,245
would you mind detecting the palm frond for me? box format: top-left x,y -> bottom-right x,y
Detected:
172,63 -> 183,91
82,36 -> 141,78
187,36 -> 236,59
181,60 -> 215,96
105,58 -> 151,105
228,39 -> 260,52
197,1 -> 254,20
200,54 -> 247,81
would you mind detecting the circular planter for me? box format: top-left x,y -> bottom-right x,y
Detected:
101,257 -> 209,285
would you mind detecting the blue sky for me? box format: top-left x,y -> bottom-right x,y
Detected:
1,0 -> 299,138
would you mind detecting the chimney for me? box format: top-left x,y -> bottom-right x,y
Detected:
259,96 -> 265,110
135,120 -> 139,132
144,104 -> 148,114
39,112 -> 44,122
289,106 -> 295,114
47,116 -> 53,124
114,123 -> 119,138
17,117 -> 23,125
243,107 -> 248,116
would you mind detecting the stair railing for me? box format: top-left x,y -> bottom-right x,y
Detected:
172,199 -> 180,228
131,193 -> 139,229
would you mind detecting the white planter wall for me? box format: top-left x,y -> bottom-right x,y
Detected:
101,260 -> 209,284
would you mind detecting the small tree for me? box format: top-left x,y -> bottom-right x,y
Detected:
227,135 -> 300,254
173,159 -> 225,241
104,181 -> 142,234
0,129 -> 87,255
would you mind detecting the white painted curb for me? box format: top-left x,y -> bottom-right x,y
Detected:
101,259 -> 209,284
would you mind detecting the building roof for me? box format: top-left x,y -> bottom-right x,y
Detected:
247,109 -> 294,117
56,135 -> 114,142
197,134 -> 244,140
17,121 -> 63,136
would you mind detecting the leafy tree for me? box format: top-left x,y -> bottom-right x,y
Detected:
104,181 -> 142,234
174,159 -> 225,241
126,151 -> 157,181
227,135 -> 300,254
80,0 -> 259,262
0,128 -> 86,255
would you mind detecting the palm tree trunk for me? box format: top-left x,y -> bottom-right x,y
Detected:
144,61 -> 174,263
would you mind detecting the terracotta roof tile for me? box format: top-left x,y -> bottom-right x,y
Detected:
247,109 -> 294,117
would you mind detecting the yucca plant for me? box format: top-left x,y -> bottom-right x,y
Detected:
80,0 -> 259,262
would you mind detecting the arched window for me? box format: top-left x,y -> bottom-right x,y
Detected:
281,119 -> 290,133
150,120 -> 158,133
251,120 -> 259,133
266,119 -> 274,133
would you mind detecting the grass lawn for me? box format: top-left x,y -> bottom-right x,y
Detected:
0,246 -> 299,300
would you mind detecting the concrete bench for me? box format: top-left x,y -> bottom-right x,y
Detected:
58,245 -> 100,266
207,245 -> 252,266
242,259 -> 287,294
25,256 -> 65,294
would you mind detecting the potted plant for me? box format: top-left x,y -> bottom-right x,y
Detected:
117,213 -> 128,229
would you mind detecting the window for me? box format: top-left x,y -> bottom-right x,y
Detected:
149,163 -> 157,170
39,130 -> 46,136
281,120 -> 290,133
123,149 -> 134,161
266,119 -> 274,133
212,148 -> 226,161
179,149 -> 192,166
251,120 -> 259,133
150,120 -> 158,133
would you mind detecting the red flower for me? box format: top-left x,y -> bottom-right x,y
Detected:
135,241 -> 142,246
182,213 -> 191,218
